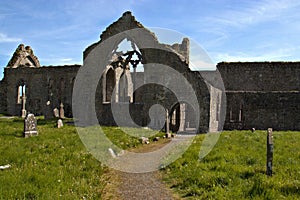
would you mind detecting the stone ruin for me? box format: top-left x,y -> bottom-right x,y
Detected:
7,44 -> 41,68
0,11 -> 299,132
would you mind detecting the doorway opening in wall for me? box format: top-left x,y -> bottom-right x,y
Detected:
104,67 -> 116,103
169,102 -> 196,134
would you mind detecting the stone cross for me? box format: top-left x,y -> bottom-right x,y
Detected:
24,113 -> 38,138
21,95 -> 27,118
266,128 -> 273,176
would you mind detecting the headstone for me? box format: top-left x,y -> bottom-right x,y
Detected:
24,113 -> 38,138
266,128 -> 273,176
0,164 -> 11,170
108,148 -> 117,158
57,119 -> 63,128
59,103 -> 65,119
141,137 -> 150,144
53,108 -> 59,118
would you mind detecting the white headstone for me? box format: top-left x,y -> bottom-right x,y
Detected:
108,148 -> 117,158
57,119 -> 63,128
53,108 -> 59,118
60,103 -> 65,119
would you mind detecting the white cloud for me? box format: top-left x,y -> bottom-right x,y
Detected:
39,57 -> 81,66
0,33 -> 22,43
60,58 -> 73,62
190,59 -> 216,71
206,0 -> 300,29
212,46 -> 299,63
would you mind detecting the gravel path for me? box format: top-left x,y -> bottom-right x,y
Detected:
116,171 -> 176,200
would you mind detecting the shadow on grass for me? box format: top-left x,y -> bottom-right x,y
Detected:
1,131 -> 24,138
281,184 -> 300,196
37,118 -> 75,126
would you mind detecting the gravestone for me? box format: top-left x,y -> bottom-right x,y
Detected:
141,136 -> 150,144
57,119 -> 63,128
108,148 -> 117,158
24,113 -> 38,138
59,103 -> 65,119
53,108 -> 59,118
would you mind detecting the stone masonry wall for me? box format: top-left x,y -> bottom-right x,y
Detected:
3,65 -> 80,117
218,62 -> 300,130
0,80 -> 7,114
218,62 -> 300,91
225,91 -> 300,130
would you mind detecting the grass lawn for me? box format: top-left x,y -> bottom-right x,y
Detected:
0,117 -> 108,199
1,116 -> 300,199
162,130 -> 300,199
0,117 -> 156,199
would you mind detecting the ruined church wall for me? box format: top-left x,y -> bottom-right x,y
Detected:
218,62 -> 300,130
141,48 -> 211,133
0,79 -> 7,114
217,62 -> 300,91
4,65 -> 80,117
93,49 -> 210,132
225,92 -> 300,130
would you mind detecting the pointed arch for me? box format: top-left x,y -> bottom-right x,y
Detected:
102,66 -> 116,103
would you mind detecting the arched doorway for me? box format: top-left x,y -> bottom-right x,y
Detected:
105,68 -> 116,102
169,102 -> 196,133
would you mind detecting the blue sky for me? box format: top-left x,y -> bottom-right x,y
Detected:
1,0 -> 300,79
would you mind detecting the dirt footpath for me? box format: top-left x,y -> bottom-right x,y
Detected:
102,139 -> 180,200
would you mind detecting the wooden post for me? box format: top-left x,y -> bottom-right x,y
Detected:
266,128 -> 273,176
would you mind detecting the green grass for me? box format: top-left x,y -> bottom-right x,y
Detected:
0,117 -> 165,199
162,130 -> 300,199
0,117 -> 107,199
3,117 -> 299,199
0,118 -> 141,199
